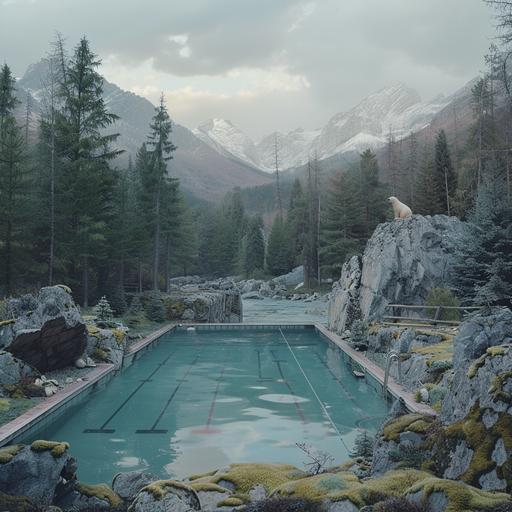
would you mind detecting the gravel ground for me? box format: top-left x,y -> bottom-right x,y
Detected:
44,365 -> 96,389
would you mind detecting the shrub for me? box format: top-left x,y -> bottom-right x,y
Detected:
350,430 -> 374,459
349,320 -> 369,350
425,288 -> 460,321
375,496 -> 432,512
93,296 -> 113,322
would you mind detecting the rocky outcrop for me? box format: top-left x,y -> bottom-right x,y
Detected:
370,309 -> 512,494
1,286 -> 87,372
86,325 -> 128,370
328,215 -> 464,333
164,289 -> 242,323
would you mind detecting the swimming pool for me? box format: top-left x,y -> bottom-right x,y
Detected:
25,327 -> 389,484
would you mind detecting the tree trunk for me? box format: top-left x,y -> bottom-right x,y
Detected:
165,235 -> 171,293
153,186 -> 161,291
82,255 -> 89,307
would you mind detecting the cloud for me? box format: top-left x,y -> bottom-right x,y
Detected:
0,0 -> 495,137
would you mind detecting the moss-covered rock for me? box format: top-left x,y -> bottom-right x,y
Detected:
0,491 -> 38,512
30,440 -> 69,458
75,483 -> 123,508
129,479 -> 200,511
406,476 -> 511,512
382,414 -> 435,442
0,444 -> 24,463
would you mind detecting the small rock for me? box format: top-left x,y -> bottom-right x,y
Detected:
65,377 -> 73,384
85,356 -> 96,367
420,387 -> 429,402
44,384 -> 58,396
74,358 -> 86,369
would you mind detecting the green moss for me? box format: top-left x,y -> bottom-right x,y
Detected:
187,469 -> 218,481
445,404 -> 512,489
412,339 -> 453,367
93,348 -> 109,361
486,346 -> 507,357
0,491 -> 38,512
467,353 -> 489,379
30,440 -> 69,458
271,469 -> 430,507
112,328 -> 126,345
489,371 -> 512,404
55,284 -> 72,294
414,390 -> 422,403
142,480 -> 195,500
382,414 -> 435,442
87,324 -> 100,336
2,384 -> 26,399
189,482 -> 231,493
406,477 -> 511,512
210,463 -> 306,495
0,444 -> 24,463
0,398 -> 10,411
76,483 -> 122,508
0,319 -> 15,326
217,497 -> 245,507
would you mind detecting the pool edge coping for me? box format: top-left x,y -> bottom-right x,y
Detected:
314,323 -> 436,416
0,363 -> 114,447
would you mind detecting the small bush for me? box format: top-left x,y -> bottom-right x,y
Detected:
375,496 -> 432,512
241,498 -> 325,512
350,430 -> 374,459
93,296 -> 113,322
349,320 -> 369,350
425,288 -> 460,321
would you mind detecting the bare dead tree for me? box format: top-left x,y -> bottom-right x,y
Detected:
273,133 -> 283,216
296,442 -> 334,475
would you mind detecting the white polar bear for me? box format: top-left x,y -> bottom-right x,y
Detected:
388,196 -> 412,219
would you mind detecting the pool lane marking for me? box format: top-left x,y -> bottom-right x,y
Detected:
136,355 -> 200,434
256,349 -> 273,382
83,350 -> 176,434
194,367 -> 226,434
269,349 -> 307,424
278,328 -> 351,452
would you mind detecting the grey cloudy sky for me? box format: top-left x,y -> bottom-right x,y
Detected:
0,0 -> 495,138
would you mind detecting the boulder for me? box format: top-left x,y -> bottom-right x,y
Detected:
87,326 -> 127,370
3,286 -> 87,372
129,480 -> 200,512
56,483 -> 122,511
328,215 -> 464,332
272,266 -> 304,287
112,470 -> 158,502
0,351 -> 39,387
0,442 -> 76,506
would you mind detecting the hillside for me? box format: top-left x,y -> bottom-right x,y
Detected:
15,61 -> 272,203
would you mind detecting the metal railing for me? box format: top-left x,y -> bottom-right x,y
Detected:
382,304 -> 482,328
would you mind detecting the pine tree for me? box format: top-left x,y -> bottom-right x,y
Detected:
286,178 -> 307,266
320,168 -> 363,277
94,296 -> 113,321
452,163 -> 512,306
244,217 -> 265,276
0,64 -> 28,294
55,37 -> 122,306
359,149 -> 387,238
145,94 -> 176,290
266,215 -> 292,276
415,145 -> 444,215
434,130 -> 457,215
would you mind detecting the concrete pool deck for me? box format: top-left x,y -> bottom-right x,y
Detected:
0,321 -> 434,447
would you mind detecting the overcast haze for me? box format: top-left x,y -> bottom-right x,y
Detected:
0,0 -> 495,138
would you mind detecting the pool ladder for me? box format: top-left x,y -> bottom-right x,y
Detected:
383,350 -> 402,396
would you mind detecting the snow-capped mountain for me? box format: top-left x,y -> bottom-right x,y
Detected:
193,118 -> 262,169
195,83 -> 450,173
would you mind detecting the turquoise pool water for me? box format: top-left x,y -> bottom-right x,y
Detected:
27,327 -> 389,484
